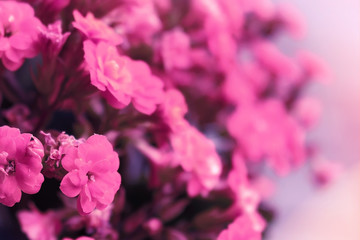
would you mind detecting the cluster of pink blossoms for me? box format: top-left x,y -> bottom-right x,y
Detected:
0,0 -> 338,239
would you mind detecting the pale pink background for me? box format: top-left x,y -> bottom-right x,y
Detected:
268,0 -> 360,239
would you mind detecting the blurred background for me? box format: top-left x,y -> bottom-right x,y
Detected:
268,0 -> 360,239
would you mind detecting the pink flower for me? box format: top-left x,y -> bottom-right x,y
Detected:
60,134 -> 121,215
83,40 -> 133,108
125,57 -> 164,115
293,97 -> 322,129
227,152 -> 261,213
106,1 -> 161,43
38,20 -> 70,58
227,100 -> 305,175
0,126 -> 44,207
217,213 -> 264,240
223,67 -> 256,105
161,88 -> 188,129
84,40 -> 164,114
206,18 -> 237,70
276,3 -> 306,39
72,10 -> 122,45
17,205 -> 61,240
161,28 -> 191,71
252,40 -> 300,81
0,1 -> 44,70
297,50 -> 332,82
171,123 -> 222,196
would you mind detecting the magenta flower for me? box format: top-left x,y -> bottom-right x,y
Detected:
83,40 -> 133,108
293,97 -> 322,129
84,40 -> 164,114
252,40 -> 300,81
228,152 -> 261,214
161,88 -> 188,129
38,20 -> 70,58
106,2 -> 161,43
125,57 -> 164,115
227,100 -> 305,175
17,205 -> 61,240
297,50 -> 331,81
217,213 -> 264,240
171,123 -> 222,196
0,126 -> 44,207
60,134 -> 121,215
73,10 -> 122,45
0,1 -> 44,71
161,28 -> 191,71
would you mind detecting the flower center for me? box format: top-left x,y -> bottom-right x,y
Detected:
3,27 -> 12,38
4,160 -> 16,175
87,172 -> 95,182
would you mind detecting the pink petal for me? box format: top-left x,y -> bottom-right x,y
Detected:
77,184 -> 96,214
60,170 -> 86,197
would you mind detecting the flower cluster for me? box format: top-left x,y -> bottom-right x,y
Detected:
0,0 -> 337,239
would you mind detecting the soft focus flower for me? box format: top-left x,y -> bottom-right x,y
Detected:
228,100 -> 305,175
252,40 -> 300,81
17,206 -> 61,240
3,104 -> 33,132
228,152 -> 262,213
0,126 -> 44,207
296,50 -> 331,81
161,28 -> 191,71
38,20 -> 70,58
125,57 -> 164,115
60,134 -> 121,215
107,1 -> 161,43
171,123 -> 222,196
0,1 -> 44,70
276,3 -> 306,39
217,213 -> 264,240
161,88 -> 188,126
73,10 -> 122,45
293,97 -> 322,129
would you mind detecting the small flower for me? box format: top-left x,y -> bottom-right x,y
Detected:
171,123 -> 222,197
297,50 -> 331,81
0,126 -> 44,207
293,97 -> 322,129
106,2 -> 161,43
73,10 -> 122,45
83,41 -> 164,114
38,20 -> 70,58
0,1 -> 44,71
161,28 -> 191,71
17,205 -> 61,240
83,40 -> 133,108
161,88 -> 188,129
228,152 -> 261,213
60,134 -> 121,215
227,100 -> 305,175
125,57 -> 164,115
217,213 -> 264,240
252,40 -> 300,81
